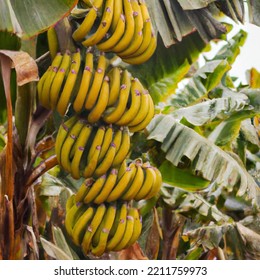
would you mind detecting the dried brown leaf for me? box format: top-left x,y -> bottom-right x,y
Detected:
118,243 -> 148,260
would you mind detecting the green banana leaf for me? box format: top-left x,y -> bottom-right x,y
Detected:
176,0 -> 217,10
146,114 -> 260,206
0,0 -> 77,38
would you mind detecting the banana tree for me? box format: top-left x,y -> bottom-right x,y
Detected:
0,0 -> 260,260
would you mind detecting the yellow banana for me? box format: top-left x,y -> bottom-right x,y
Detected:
122,32 -> 156,65
103,70 -> 131,123
72,8 -> 98,42
71,206 -> 95,246
83,145 -> 101,178
129,93 -> 154,132
64,202 -> 88,237
49,51 -> 71,110
70,123 -> 93,179
40,53 -> 63,109
87,125 -> 106,162
113,207 -> 135,251
94,142 -> 117,177
75,178 -> 95,203
56,50 -> 81,116
55,115 -> 77,165
121,161 -> 144,200
126,208 -> 142,247
82,0 -> 114,46
117,159 -> 127,180
107,67 -> 121,106
135,164 -> 156,200
66,194 -> 75,213
93,168 -> 118,204
117,0 -> 144,58
73,49 -> 94,113
112,126 -> 130,166
98,124 -> 113,162
92,0 -> 104,9
144,166 -> 162,199
85,53 -> 107,110
127,86 -> 149,127
110,0 -> 135,53
81,203 -> 106,256
37,66 -> 51,103
87,75 -> 110,123
83,174 -> 107,203
47,26 -> 59,61
112,126 -> 123,154
97,14 -> 126,52
115,78 -> 142,126
106,166 -> 133,202
60,119 -> 85,173
106,202 -> 127,251
91,204 -> 117,256
111,0 -> 123,31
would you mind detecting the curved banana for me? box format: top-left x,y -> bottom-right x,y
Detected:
56,50 -> 81,116
87,75 -> 110,123
94,142 -> 116,177
107,67 -> 121,106
73,49 -> 94,113
98,124 -> 113,162
103,70 -> 131,123
70,123 -> 93,179
122,32 -> 156,65
83,174 -> 107,203
144,166 -> 162,199
87,126 -> 106,162
113,207 -> 135,251
117,159 -> 127,180
64,202 -> 87,237
71,206 -> 95,246
75,178 -> 94,203
72,8 -> 98,42
97,14 -> 125,52
106,202 -> 127,251
110,0 -> 135,53
111,0 -> 123,31
55,116 -> 77,165
106,167 -> 133,202
112,126 -> 123,154
93,168 -> 118,204
83,145 -> 101,178
117,0 -> 144,58
121,161 -> 144,200
60,119 -> 85,173
135,164 -> 156,200
92,0 -> 104,9
37,66 -> 51,104
81,203 -> 106,256
126,208 -> 142,247
112,126 -> 130,167
49,51 -> 71,110
40,53 -> 63,109
47,26 -> 59,61
129,93 -> 154,132
66,194 -> 75,213
82,0 -> 114,47
85,53 -> 107,110
115,78 -> 141,126
90,204 -> 117,256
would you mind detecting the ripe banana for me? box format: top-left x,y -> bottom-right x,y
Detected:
75,178 -> 95,203
144,166 -> 162,199
66,194 -> 75,213
50,51 -> 71,110
107,67 -> 121,106
112,126 -> 123,154
126,207 -> 142,247
87,125 -> 106,162
106,202 -> 127,251
98,124 -> 113,162
117,159 -> 127,180
73,49 -> 94,113
115,78 -> 142,126
83,145 -> 101,178
111,0 -> 123,31
82,0 -> 114,47
83,174 -> 107,203
81,203 -> 106,256
85,52 -> 107,110
47,26 -> 59,61
90,204 -> 116,256
103,69 -> 131,123
56,50 -> 81,116
87,75 -> 110,123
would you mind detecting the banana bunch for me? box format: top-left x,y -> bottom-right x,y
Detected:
72,0 -> 157,64
55,115 -> 130,179
38,50 -> 154,132
65,198 -> 142,256
75,158 -> 162,203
